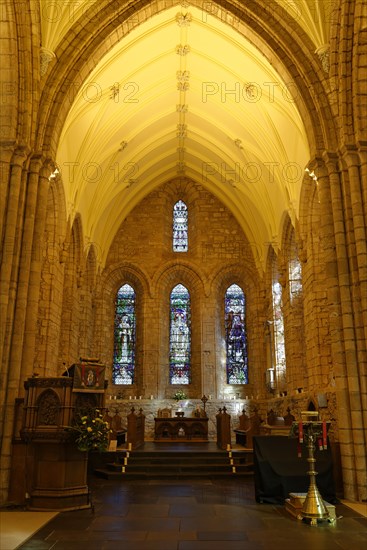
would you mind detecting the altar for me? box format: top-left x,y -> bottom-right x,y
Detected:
154,416 -> 209,441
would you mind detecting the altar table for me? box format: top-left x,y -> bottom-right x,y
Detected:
154,416 -> 208,441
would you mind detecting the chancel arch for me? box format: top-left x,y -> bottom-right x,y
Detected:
1,0 -> 366,507
98,266 -> 149,395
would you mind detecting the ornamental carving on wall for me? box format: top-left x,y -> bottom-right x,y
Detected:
37,390 -> 60,426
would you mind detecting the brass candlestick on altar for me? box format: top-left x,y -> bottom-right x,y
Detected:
291,412 -> 331,525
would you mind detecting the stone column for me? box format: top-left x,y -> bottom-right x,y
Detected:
0,147 -> 29,387
19,161 -> 52,382
323,151 -> 366,501
341,148 -> 367,348
7,156 -> 45,388
0,156 -> 50,504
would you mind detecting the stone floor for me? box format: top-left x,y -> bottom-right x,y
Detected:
11,476 -> 367,550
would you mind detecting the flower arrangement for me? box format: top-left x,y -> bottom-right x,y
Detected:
172,390 -> 187,401
67,409 -> 112,452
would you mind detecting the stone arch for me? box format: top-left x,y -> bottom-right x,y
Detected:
153,263 -> 205,399
37,0 -> 337,162
279,214 -> 306,392
210,266 -> 258,394
153,261 -> 206,299
96,265 -> 150,389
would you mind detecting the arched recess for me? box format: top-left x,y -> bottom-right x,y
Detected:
97,265 -> 150,392
154,264 -> 205,399
280,215 -> 306,391
210,265 -> 259,398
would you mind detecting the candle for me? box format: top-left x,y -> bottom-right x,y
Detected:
128,443 -> 132,450
230,459 -> 233,465
126,452 -> 130,458
228,451 -> 232,458
226,444 -> 231,451
134,396 -> 137,400
297,442 -> 302,458
129,396 -> 132,400
124,458 -> 127,465
298,422 -> 303,444
150,395 -> 153,399
322,421 -> 327,449
232,466 -> 236,473
139,396 -> 142,400
121,466 -> 125,473
114,395 -> 117,400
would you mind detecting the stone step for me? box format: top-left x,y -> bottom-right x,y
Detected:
90,444 -> 254,480
93,468 -> 254,480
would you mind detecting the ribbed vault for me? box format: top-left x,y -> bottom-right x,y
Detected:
38,1 -> 335,272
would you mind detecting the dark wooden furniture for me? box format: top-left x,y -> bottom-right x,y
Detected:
154,416 -> 208,441
234,409 -> 262,448
253,435 -> 336,504
216,407 -> 231,449
127,407 -> 145,449
9,373 -> 107,510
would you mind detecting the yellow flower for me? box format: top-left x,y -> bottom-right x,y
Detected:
87,426 -> 92,432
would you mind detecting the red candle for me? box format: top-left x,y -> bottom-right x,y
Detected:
297,442 -> 302,458
298,422 -> 303,444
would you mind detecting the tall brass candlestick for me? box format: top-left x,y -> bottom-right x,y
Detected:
291,414 -> 331,525
300,422 -> 329,524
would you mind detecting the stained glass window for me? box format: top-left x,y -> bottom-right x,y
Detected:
272,280 -> 286,379
113,284 -> 136,384
289,257 -> 302,302
173,200 -> 188,252
169,284 -> 191,384
225,284 -> 248,384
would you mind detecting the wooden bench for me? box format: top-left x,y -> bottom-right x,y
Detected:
234,410 -> 262,448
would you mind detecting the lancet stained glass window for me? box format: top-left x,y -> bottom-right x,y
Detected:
169,284 -> 191,384
173,200 -> 188,252
289,257 -> 302,302
272,280 -> 286,376
225,284 -> 248,384
113,284 -> 136,384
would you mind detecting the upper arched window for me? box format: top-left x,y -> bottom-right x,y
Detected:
288,256 -> 302,302
169,284 -> 191,384
272,258 -> 286,385
173,200 -> 188,252
225,284 -> 248,384
113,284 -> 136,385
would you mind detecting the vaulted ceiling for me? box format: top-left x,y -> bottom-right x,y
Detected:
40,1 -> 332,270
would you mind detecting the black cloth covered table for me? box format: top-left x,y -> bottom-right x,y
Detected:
253,435 -> 336,504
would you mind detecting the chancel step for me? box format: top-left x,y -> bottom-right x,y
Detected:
91,443 -> 253,480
